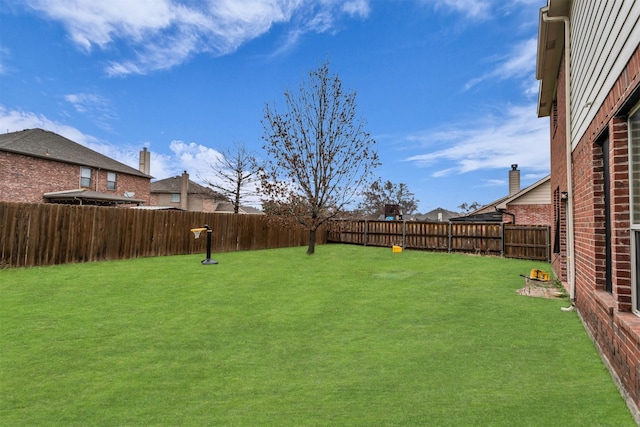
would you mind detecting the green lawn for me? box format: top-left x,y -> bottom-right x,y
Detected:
1,244 -> 634,425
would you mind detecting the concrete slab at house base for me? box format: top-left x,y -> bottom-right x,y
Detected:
516,278 -> 565,299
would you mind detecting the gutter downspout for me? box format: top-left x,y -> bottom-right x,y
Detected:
496,207 -> 515,225
542,10 -> 575,311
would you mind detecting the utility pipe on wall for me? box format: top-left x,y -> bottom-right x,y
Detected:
542,10 -> 575,309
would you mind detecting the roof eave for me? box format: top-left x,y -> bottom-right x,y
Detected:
536,1 -> 571,118
44,189 -> 145,204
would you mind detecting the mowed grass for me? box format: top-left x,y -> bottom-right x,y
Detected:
1,244 -> 634,425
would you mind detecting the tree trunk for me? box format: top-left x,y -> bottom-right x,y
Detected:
234,177 -> 241,214
307,228 -> 316,255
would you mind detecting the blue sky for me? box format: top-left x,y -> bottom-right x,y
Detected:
0,0 -> 548,213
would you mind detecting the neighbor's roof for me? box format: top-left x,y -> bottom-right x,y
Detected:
421,208 -> 461,222
0,128 -> 150,178
151,176 -> 224,198
131,205 -> 183,210
214,202 -> 263,214
44,189 -> 145,205
452,174 -> 552,222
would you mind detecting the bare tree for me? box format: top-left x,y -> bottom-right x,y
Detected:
357,180 -> 419,217
260,61 -> 379,255
458,201 -> 480,213
201,142 -> 260,214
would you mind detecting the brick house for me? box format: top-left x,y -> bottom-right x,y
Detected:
452,165 -> 551,225
150,170 -> 263,214
537,0 -> 640,417
150,171 -> 226,212
0,128 -> 151,206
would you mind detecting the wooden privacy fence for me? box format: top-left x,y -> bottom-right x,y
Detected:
327,220 -> 550,261
0,202 -> 323,268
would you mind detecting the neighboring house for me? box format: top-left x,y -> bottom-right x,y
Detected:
150,171 -> 227,212
413,208 -> 460,222
0,128 -> 151,206
214,202 -> 264,215
537,0 -> 640,415
452,165 -> 551,225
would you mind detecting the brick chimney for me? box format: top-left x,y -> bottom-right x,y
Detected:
509,164 -> 520,196
139,147 -> 150,175
180,170 -> 189,211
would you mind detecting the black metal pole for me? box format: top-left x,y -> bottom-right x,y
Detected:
202,224 -> 218,265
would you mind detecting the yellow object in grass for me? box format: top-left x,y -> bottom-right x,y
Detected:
392,245 -> 402,253
529,269 -> 550,281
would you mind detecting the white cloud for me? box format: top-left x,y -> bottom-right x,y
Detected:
405,103 -> 549,176
64,92 -> 118,131
24,0 -> 371,76
0,105 -> 100,146
430,0 -> 491,19
342,0 -> 370,18
464,37 -> 537,91
64,92 -> 111,114
26,0 -> 176,50
169,140 -> 223,173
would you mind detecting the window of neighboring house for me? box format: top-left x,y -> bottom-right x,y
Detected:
629,104 -> 640,314
80,167 -> 92,188
171,193 -> 180,203
107,172 -> 116,191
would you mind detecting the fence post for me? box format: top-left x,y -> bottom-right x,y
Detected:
448,222 -> 452,253
500,222 -> 505,257
364,219 -> 368,246
546,225 -> 551,262
402,220 -> 406,249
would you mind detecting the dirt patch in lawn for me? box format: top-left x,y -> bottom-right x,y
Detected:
516,279 -> 566,299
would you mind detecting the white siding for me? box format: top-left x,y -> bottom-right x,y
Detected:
570,0 -> 640,148
509,180 -> 551,206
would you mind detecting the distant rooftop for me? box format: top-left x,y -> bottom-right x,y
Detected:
150,175 -> 225,199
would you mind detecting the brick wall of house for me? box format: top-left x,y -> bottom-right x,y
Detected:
0,151 -> 150,204
609,117 -> 632,312
572,128 -> 599,299
149,193 -> 162,207
201,198 -> 219,213
558,43 -> 640,408
504,204 -> 550,226
114,173 -> 151,205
